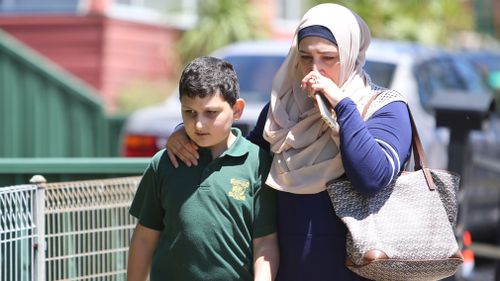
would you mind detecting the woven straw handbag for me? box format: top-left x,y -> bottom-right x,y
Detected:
326,109 -> 463,281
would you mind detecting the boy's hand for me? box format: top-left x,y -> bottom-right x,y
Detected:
166,125 -> 199,168
127,224 -> 160,281
253,232 -> 279,281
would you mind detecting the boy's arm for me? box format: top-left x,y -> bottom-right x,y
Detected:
253,232 -> 279,281
127,223 -> 161,281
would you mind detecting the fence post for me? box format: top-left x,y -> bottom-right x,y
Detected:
30,175 -> 46,281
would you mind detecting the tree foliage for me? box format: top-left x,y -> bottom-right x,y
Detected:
176,0 -> 268,65
308,0 -> 474,46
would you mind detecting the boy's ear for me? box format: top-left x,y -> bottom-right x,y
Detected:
232,98 -> 245,120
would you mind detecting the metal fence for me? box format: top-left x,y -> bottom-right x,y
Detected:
0,184 -> 40,281
0,176 -> 141,281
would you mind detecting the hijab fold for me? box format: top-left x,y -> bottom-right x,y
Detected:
263,4 -> 386,194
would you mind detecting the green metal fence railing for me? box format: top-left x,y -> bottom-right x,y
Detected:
0,157 -> 149,186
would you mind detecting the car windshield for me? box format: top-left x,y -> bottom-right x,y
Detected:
452,57 -> 491,95
224,55 -> 285,103
223,56 -> 399,101
364,61 -> 396,88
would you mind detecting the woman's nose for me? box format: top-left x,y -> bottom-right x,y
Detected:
312,62 -> 320,73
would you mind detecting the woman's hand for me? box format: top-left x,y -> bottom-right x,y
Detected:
165,125 -> 199,168
300,71 -> 346,108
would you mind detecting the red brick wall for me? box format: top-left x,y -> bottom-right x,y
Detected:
0,16 -> 105,89
100,18 -> 180,112
0,15 -> 180,112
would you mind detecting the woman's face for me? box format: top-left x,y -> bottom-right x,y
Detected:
298,36 -> 340,86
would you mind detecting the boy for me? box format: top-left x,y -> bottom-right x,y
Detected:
127,56 -> 279,281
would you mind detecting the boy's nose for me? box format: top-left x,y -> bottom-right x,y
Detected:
195,119 -> 204,129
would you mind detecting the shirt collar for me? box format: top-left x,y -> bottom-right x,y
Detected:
219,128 -> 248,158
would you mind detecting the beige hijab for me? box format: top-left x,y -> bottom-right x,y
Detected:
263,4 -> 382,194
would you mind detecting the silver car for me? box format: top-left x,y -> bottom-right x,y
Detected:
121,39 -> 491,166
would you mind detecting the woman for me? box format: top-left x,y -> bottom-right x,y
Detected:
166,4 -> 412,280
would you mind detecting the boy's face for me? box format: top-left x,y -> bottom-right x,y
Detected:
181,92 -> 244,156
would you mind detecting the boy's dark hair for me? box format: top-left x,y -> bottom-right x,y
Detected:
179,56 -> 240,106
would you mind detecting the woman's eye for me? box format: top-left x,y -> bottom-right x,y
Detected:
207,111 -> 218,116
300,55 -> 312,61
323,56 -> 337,61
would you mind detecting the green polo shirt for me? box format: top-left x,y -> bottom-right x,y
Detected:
129,128 -> 277,281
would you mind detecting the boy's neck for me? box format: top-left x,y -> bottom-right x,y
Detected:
210,130 -> 237,159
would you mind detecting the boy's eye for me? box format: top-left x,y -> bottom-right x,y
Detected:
183,110 -> 196,116
205,110 -> 219,117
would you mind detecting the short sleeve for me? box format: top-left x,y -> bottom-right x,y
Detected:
129,151 -> 166,231
129,163 -> 153,218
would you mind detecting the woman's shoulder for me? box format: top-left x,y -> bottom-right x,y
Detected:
362,83 -> 408,119
370,83 -> 407,104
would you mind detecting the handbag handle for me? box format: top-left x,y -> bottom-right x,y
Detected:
362,93 -> 436,191
408,109 -> 437,190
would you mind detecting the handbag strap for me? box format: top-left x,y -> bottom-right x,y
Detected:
408,109 -> 437,190
362,92 -> 437,191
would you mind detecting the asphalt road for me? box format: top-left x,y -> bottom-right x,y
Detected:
471,263 -> 496,281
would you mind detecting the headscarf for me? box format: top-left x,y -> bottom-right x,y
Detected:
263,4 -> 381,194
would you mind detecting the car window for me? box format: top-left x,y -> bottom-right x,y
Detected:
364,61 -> 396,88
470,53 -> 500,72
464,53 -> 500,92
452,57 -> 491,95
223,55 -> 285,103
415,58 -> 468,111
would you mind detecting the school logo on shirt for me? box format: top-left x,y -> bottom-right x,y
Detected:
228,178 -> 250,201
